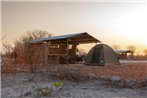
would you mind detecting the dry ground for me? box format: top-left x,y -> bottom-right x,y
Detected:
2,61 -> 147,80
79,64 -> 147,80
1,61 -> 147,98
1,72 -> 147,98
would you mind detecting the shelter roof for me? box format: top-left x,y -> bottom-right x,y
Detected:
115,50 -> 134,54
31,32 -> 100,44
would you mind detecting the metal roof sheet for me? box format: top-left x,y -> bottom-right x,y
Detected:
31,32 -> 85,43
31,32 -> 100,44
115,50 -> 133,53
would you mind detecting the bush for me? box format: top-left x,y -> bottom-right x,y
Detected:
55,66 -> 89,82
33,82 -> 63,96
34,87 -> 53,96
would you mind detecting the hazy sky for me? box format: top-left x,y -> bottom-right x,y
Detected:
1,1 -> 147,54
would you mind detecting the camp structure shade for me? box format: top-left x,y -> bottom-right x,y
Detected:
31,32 -> 100,44
85,44 -> 120,66
29,32 -> 100,64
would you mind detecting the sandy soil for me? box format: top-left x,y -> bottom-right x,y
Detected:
1,72 -> 147,98
2,62 -> 147,80
1,61 -> 147,98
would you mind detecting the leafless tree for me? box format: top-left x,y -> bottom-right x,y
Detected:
13,30 -> 52,73
112,45 -> 121,50
20,30 -> 52,43
2,42 -> 14,76
127,45 -> 136,53
144,49 -> 147,56
0,36 -> 6,41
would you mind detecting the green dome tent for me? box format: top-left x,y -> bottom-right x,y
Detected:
85,44 -> 120,66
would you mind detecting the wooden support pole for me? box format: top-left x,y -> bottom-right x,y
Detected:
44,43 -> 49,65
66,39 -> 69,65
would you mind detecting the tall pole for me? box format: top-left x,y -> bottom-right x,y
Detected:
66,38 -> 69,65
44,43 -> 48,65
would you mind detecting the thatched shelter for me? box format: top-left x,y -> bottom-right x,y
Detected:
29,32 -> 100,64
115,50 -> 134,59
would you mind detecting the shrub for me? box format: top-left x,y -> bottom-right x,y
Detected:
55,66 -> 89,82
34,87 -> 52,96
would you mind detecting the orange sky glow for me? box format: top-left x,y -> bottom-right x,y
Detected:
1,1 -> 147,55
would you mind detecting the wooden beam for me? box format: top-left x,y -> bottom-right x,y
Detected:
44,44 -> 49,65
66,38 -> 69,65
48,39 -> 98,44
48,54 -> 68,56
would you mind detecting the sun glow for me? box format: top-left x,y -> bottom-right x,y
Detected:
145,39 -> 147,48
2,2 -> 147,54
113,4 -> 147,51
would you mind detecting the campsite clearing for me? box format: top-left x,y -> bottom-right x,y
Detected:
2,61 -> 147,80
1,61 -> 147,98
2,70 -> 147,98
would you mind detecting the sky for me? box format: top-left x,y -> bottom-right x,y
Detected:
1,0 -> 147,55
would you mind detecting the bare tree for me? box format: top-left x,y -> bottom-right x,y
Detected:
127,45 -> 136,53
14,30 -> 52,58
21,30 -> 52,43
144,49 -> 147,56
0,36 -> 6,41
2,42 -> 13,53
112,45 -> 121,50
13,30 -> 52,73
2,42 -> 14,76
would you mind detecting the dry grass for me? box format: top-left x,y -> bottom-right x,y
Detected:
44,63 -> 147,81
1,63 -> 147,81
78,64 -> 147,80
55,66 -> 89,82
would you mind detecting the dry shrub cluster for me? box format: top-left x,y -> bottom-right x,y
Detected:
1,42 -> 46,73
2,43 -> 15,74
79,64 -> 147,80
2,30 -> 52,73
34,87 -> 53,96
52,66 -> 89,82
26,43 -> 46,73
13,41 -> 26,64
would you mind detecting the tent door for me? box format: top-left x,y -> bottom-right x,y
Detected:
91,47 -> 101,63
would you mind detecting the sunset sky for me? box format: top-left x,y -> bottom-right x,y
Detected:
1,0 -> 147,55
